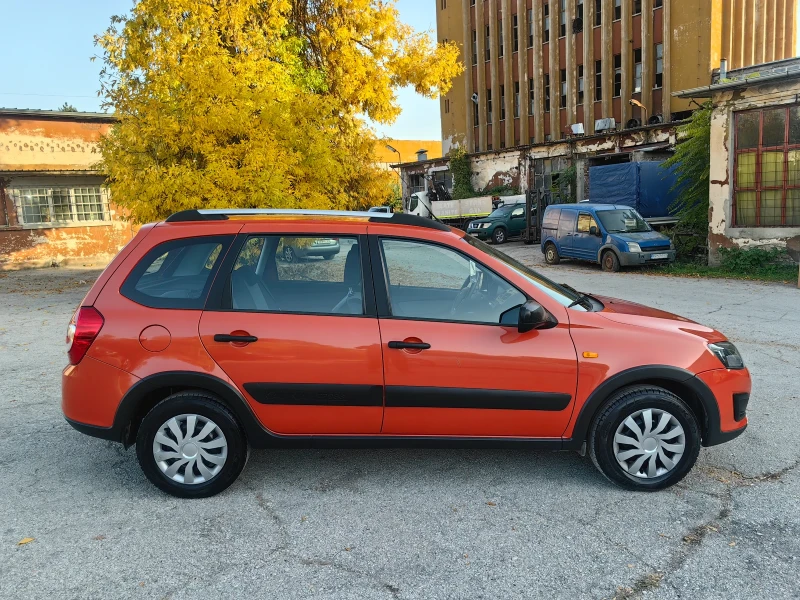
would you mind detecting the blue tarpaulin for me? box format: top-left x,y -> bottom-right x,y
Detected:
589,162 -> 684,219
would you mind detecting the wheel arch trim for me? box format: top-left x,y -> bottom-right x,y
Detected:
563,365 -> 724,449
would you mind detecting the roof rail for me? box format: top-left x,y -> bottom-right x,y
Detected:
164,208 -> 452,231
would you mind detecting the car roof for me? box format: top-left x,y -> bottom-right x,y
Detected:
545,203 -> 630,212
163,209 -> 452,232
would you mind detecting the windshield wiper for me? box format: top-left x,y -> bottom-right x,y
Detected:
560,283 -> 595,310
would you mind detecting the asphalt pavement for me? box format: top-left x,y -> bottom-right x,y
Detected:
1,247 -> 798,599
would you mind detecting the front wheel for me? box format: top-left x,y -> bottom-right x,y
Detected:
492,227 -> 507,244
601,250 -> 620,272
136,392 -> 249,498
588,386 -> 701,491
283,246 -> 297,263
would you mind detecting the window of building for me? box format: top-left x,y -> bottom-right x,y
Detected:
514,81 -> 520,118
654,0 -> 662,7
633,48 -> 642,93
513,15 -> 519,52
444,98 -> 450,113
474,100 -> 480,127
529,79 -> 535,115
560,0 -> 567,37
472,29 -> 478,65
595,0 -> 602,26
485,25 -> 491,61
613,54 -> 622,97
577,64 -> 584,104
379,239 -> 525,324
577,0 -> 584,22
594,59 -> 603,101
528,9 -> 534,47
544,73 -> 551,112
471,0 -> 475,5
11,185 -> 111,227
654,43 -> 663,88
613,0 -> 621,21
500,85 -> 506,120
544,3 -> 550,43
409,174 -> 425,193
633,0 -> 641,15
487,88 -> 493,124
733,106 -> 800,227
545,134 -> 552,141
441,0 -> 446,8
560,68 -> 567,108
499,16 -> 504,57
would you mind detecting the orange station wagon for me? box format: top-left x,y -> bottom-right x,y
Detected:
63,210 -> 750,497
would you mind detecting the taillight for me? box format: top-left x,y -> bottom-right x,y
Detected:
66,307 -> 104,365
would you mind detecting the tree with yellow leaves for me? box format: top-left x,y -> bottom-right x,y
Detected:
95,0 -> 462,223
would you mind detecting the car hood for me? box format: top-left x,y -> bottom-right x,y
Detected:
593,295 -> 726,342
609,231 -> 670,244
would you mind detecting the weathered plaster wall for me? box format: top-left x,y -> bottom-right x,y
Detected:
0,118 -> 110,171
708,82 -> 800,265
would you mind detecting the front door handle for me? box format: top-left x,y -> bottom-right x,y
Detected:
388,341 -> 431,350
214,334 -> 258,343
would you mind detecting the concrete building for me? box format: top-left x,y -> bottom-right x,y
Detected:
676,57 -> 800,263
0,109 -> 133,269
437,0 -> 798,154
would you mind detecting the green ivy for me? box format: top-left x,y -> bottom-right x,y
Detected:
551,164 -> 577,203
449,147 -> 476,200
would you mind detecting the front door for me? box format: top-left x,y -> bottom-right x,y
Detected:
200,232 -> 384,435
571,212 -> 601,260
373,236 -> 578,438
508,205 -> 527,237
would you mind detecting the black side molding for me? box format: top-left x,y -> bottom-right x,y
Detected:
386,386 -> 572,411
243,383 -> 383,407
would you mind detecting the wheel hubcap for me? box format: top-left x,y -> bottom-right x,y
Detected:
153,414 -> 228,485
613,408 -> 685,479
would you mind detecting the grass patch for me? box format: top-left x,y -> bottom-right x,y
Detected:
644,245 -> 798,283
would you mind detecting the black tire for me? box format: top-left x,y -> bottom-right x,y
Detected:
136,392 -> 249,498
283,246 -> 297,263
601,250 -> 620,272
544,242 -> 560,265
588,385 -> 701,491
323,254 -> 334,260
492,227 -> 507,244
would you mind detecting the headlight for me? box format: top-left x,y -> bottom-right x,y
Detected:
627,242 -> 642,253
708,342 -> 745,370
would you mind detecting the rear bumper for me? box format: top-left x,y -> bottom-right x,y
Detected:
65,416 -> 120,442
618,249 -> 676,266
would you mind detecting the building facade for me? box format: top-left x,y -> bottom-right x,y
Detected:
438,0 -> 798,153
676,57 -> 800,264
0,109 -> 133,269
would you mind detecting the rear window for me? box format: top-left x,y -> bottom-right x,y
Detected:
121,235 -> 232,308
542,208 -> 561,228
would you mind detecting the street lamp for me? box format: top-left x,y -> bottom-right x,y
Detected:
629,98 -> 648,125
385,144 -> 401,164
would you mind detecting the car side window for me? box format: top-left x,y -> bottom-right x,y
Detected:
577,213 -> 598,233
121,236 -> 231,309
511,206 -> 525,218
227,235 -> 364,315
380,238 -> 526,324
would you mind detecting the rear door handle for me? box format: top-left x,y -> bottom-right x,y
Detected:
214,334 -> 258,343
388,341 -> 431,350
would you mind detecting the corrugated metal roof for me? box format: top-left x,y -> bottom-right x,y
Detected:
0,108 -> 116,122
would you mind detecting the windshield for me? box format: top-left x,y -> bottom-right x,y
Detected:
487,205 -> 515,219
596,209 -> 651,233
461,235 -> 589,311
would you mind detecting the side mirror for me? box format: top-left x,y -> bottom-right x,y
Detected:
589,225 -> 598,236
518,300 -> 557,333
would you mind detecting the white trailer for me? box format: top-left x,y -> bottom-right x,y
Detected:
405,191 -> 495,228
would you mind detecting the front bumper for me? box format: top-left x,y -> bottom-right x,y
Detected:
696,367 -> 751,445
467,229 -> 491,240
618,249 -> 676,266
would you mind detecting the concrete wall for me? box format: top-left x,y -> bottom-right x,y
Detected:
708,80 -> 800,265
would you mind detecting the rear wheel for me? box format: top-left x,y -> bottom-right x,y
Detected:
601,250 -> 620,272
544,242 -> 560,265
283,246 -> 297,263
136,392 -> 248,498
589,386 -> 701,491
492,227 -> 507,245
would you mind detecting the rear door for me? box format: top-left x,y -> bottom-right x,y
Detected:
199,226 -> 384,435
372,235 -> 578,438
571,212 -> 601,260
556,209 -> 578,257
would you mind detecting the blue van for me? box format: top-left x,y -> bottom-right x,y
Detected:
540,203 -> 675,272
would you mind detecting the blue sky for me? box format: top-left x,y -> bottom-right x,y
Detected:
0,0 -> 442,140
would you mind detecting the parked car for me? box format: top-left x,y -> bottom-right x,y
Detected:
467,203 -> 536,244
63,208 -> 749,498
280,236 -> 340,262
367,206 -> 393,213
540,203 -> 676,272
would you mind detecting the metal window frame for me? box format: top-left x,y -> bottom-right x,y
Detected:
11,185 -> 110,229
732,105 -> 800,228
